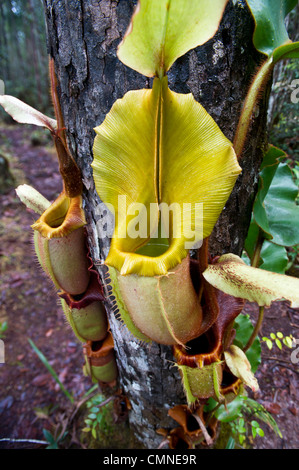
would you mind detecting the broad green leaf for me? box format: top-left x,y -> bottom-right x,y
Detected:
259,144 -> 285,171
259,240 -> 289,273
253,146 -> 284,240
257,163 -> 299,246
0,95 -> 57,131
117,0 -> 228,77
244,146 -> 296,273
244,220 -> 288,273
203,253 -> 299,308
224,345 -> 259,392
92,77 -> 240,276
252,145 -> 299,247
213,395 -> 245,423
233,314 -> 261,373
246,0 -> 299,61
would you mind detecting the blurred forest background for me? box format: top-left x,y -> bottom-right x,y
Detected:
0,0 -> 51,114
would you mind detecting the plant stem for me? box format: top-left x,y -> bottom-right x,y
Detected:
242,227 -> 266,351
192,414 -> 213,446
243,306 -> 264,352
233,56 -> 274,159
49,57 -> 83,198
251,228 -> 264,268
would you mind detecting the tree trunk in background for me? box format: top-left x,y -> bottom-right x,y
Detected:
43,0 -> 270,448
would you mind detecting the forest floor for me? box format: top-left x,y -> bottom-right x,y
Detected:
0,123 -> 298,450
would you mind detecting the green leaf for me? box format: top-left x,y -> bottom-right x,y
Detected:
256,427 -> 265,437
244,221 -> 288,273
43,429 -> 55,444
252,145 -> 299,247
246,0 -> 299,59
213,395 -> 245,423
91,407 -> 100,413
203,253 -> 299,308
283,336 -> 293,348
225,436 -> 235,449
275,338 -> 282,350
238,418 -> 245,428
259,241 -> 288,274
233,314 -> 261,373
82,427 -> 91,433
255,162 -> 299,246
251,420 -> 260,428
117,0 -> 228,77
244,147 -> 293,271
92,77 -> 240,276
243,397 -> 282,438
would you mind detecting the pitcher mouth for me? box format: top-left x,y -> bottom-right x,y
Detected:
173,327 -> 221,369
105,235 -> 188,277
83,333 -> 115,366
31,192 -> 86,238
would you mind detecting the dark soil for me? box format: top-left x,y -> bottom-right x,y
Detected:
0,124 -> 93,448
0,124 -> 298,449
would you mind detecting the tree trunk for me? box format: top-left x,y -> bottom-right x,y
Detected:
43,0 -> 270,448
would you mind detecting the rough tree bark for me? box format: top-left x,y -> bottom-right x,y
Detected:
43,0 -> 270,448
